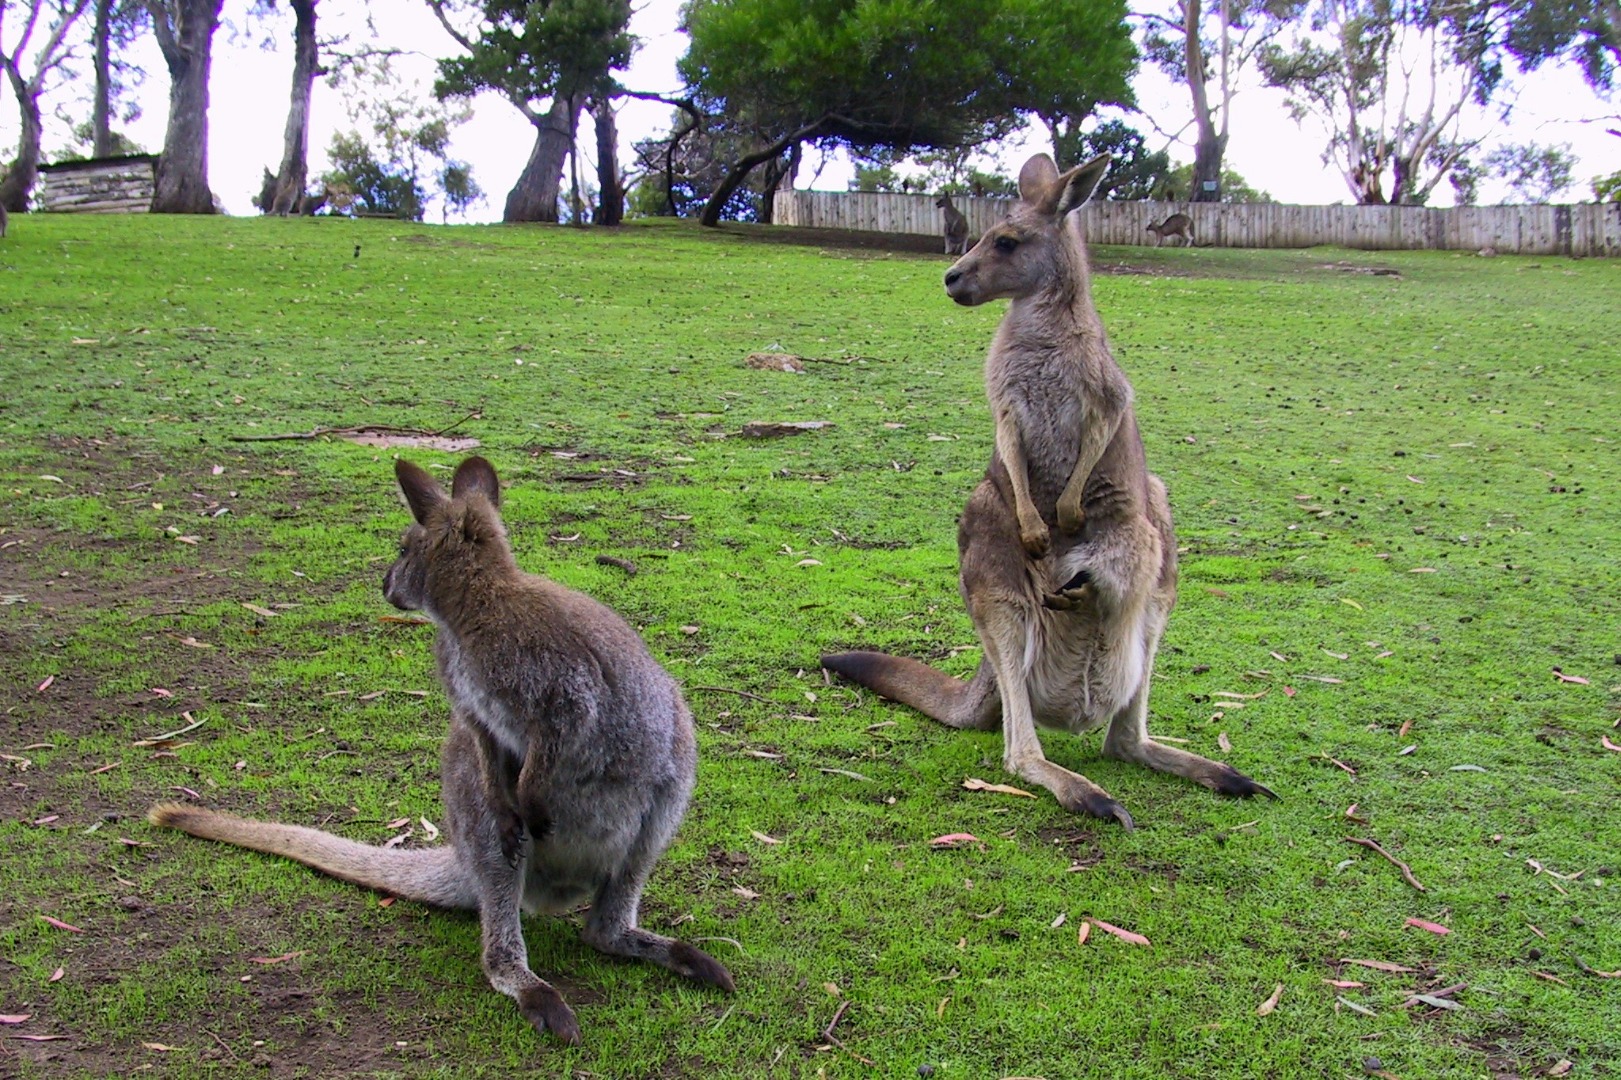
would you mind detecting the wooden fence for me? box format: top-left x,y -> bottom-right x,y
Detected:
772,190 -> 1621,257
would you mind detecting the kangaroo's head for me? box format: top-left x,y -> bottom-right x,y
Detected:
935,195 -> 953,209
942,153 -> 1110,307
383,456 -> 510,614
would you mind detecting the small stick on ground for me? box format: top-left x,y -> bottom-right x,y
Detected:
822,1000 -> 874,1066
1345,836 -> 1427,892
594,554 -> 638,575
227,410 -> 481,443
691,685 -> 773,704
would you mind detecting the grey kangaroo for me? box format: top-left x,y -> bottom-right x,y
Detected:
824,154 -> 1272,828
150,456 -> 733,1044
937,193 -> 969,255
1146,212 -> 1194,247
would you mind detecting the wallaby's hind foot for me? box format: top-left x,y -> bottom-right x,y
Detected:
517,984 -> 581,1046
667,940 -> 737,992
1206,762 -> 1278,801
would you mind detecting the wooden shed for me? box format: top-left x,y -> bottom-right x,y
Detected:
36,154 -> 159,213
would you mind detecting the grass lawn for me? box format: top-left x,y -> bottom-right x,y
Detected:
0,213 -> 1617,1080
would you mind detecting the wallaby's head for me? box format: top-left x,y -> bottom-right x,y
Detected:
935,195 -> 953,209
942,153 -> 1110,307
383,456 -> 510,613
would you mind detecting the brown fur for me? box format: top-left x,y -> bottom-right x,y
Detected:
825,154 -> 1272,827
1146,212 -> 1194,247
150,456 -> 732,1045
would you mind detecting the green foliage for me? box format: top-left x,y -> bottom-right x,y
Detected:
1494,0 -> 1620,92
850,163 -> 903,193
1081,119 -> 1175,200
1,215 -> 1618,1077
60,122 -> 145,159
320,57 -> 478,221
1593,169 -> 1621,202
1483,141 -> 1578,203
433,0 -> 633,108
679,0 -> 1136,165
1164,160 -> 1272,201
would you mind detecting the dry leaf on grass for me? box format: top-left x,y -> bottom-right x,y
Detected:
142,1042 -> 179,1051
1340,598 -> 1364,610
1256,983 -> 1284,1016
749,829 -> 782,845
732,886 -> 760,900
10,1034 -> 67,1042
1547,1061 -> 1573,1077
247,952 -> 306,966
1405,994 -> 1463,1011
1218,732 -> 1232,753
963,777 -> 1036,799
929,833 -> 981,848
1051,912 -> 1067,929
1602,736 -> 1621,753
1552,669 -> 1589,684
49,967 -> 63,983
419,817 -> 440,841
0,1015 -> 31,1024
1324,979 -> 1365,989
1283,685 -> 1297,697
35,675 -> 54,693
1089,918 -> 1150,946
1405,917 -> 1451,935
241,603 -> 279,619
1076,921 -> 1091,945
39,915 -> 84,933
386,817 -> 410,829
1336,995 -> 1377,1016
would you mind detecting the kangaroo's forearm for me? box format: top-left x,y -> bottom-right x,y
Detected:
1057,408 -> 1124,529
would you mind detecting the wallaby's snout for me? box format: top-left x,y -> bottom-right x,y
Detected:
943,261 -> 979,306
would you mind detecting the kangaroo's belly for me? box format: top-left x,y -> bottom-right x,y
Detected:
1021,603 -> 1150,731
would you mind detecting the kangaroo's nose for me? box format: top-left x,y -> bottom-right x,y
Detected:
944,268 -> 962,288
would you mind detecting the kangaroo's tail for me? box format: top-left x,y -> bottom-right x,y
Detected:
820,650 -> 991,729
148,803 -> 477,909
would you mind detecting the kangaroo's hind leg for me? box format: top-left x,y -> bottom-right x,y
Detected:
1099,610 -> 1275,800
440,721 -> 582,1044
578,773 -> 735,993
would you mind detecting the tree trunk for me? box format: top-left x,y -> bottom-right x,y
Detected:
150,0 -> 225,214
699,119 -> 826,228
269,0 -> 318,215
1183,0 -> 1225,203
0,68 -> 43,213
591,93 -> 621,227
1190,132 -> 1225,203
755,140 -> 800,224
503,95 -> 581,223
92,0 -> 114,157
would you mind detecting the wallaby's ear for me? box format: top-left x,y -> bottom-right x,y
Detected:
451,456 -> 501,508
395,458 -> 447,525
1054,154 -> 1111,217
1018,154 -> 1061,210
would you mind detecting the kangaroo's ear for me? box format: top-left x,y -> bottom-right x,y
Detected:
1018,154 -> 1061,210
451,456 -> 501,508
395,458 -> 447,525
1055,154 -> 1111,217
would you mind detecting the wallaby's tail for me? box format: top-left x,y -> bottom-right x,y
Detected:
821,650 -> 988,729
149,803 -> 477,909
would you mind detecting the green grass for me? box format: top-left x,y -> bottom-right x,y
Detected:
1,214 -> 1617,1079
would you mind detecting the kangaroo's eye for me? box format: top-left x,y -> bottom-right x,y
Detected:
993,235 -> 1018,254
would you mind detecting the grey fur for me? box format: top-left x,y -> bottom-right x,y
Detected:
151,456 -> 732,1045
825,154 -> 1273,827
1146,212 -> 1195,247
936,193 -> 969,255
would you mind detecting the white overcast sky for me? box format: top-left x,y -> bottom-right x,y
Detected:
6,0 -> 1618,219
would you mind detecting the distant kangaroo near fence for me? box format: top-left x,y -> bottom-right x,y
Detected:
823,154 -> 1273,826
937,194 -> 969,255
1146,212 -> 1194,247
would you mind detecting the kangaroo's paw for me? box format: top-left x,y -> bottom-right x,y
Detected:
1208,763 -> 1278,800
1057,503 -> 1086,533
1054,784 -> 1135,830
668,940 -> 737,993
1042,568 -> 1094,610
517,984 -> 581,1046
494,805 -> 527,869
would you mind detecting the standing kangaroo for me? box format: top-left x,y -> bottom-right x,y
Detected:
149,456 -> 733,1044
937,194 -> 969,255
1146,212 -> 1195,247
823,154 -> 1272,827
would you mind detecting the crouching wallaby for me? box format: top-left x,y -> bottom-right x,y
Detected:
149,456 -> 733,1045
823,154 -> 1272,828
937,194 -> 969,255
1146,212 -> 1194,247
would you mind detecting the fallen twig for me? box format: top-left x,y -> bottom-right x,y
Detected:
690,685 -> 772,704
1345,836 -> 1427,892
594,554 -> 638,575
132,713 -> 207,748
821,1000 -> 874,1066
226,410 -> 481,443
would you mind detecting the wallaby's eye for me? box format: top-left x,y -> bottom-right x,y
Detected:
993,235 -> 1018,254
